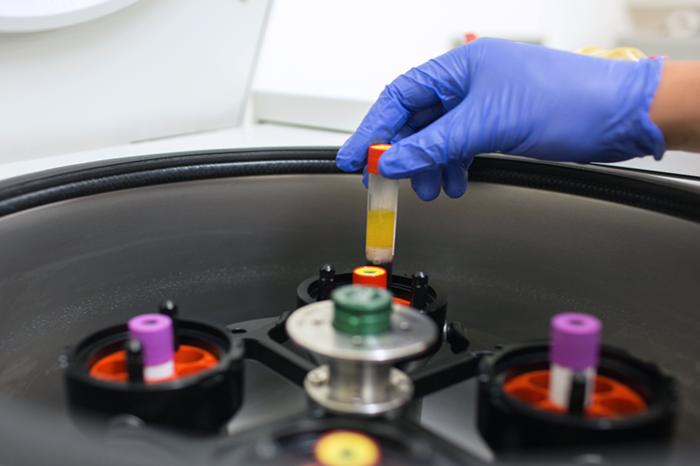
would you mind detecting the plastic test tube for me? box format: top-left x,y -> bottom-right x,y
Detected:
128,313 -> 175,382
549,312 -> 602,409
365,144 -> 398,285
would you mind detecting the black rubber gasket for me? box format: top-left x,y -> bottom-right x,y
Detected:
0,147 -> 699,223
468,156 -> 700,223
0,148 -> 343,218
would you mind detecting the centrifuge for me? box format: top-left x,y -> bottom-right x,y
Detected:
0,2 -> 699,466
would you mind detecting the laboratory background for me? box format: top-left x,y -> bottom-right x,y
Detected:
1,0 -> 700,176
0,1 -> 699,466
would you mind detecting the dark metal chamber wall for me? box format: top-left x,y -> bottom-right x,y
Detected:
0,148 -> 698,464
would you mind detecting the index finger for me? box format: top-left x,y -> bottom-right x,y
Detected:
336,85 -> 417,172
336,47 -> 472,172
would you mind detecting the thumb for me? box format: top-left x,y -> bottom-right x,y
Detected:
378,105 -> 476,179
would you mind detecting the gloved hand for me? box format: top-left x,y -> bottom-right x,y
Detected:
336,38 -> 666,201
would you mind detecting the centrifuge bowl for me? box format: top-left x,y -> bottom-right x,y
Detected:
0,148 -> 698,465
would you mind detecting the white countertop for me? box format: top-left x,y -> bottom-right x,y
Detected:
0,123 -> 350,183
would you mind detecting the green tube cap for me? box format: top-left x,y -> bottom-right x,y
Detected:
332,285 -> 392,335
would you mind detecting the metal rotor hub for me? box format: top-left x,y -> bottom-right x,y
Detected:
287,290 -> 437,416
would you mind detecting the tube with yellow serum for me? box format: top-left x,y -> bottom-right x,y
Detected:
365,144 -> 398,286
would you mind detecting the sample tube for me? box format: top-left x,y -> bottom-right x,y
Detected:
365,144 -> 398,285
128,313 -> 175,382
549,312 -> 602,410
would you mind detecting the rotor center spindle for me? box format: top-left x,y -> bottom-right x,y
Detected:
328,360 -> 393,405
287,285 -> 437,416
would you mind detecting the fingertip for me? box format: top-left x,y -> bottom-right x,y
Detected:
378,143 -> 434,179
443,162 -> 468,198
336,139 -> 366,172
376,146 -> 399,178
411,169 -> 442,202
444,179 -> 468,198
362,167 -> 369,189
335,158 -> 360,172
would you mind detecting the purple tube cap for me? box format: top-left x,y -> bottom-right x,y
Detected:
128,313 -> 174,366
549,312 -> 602,371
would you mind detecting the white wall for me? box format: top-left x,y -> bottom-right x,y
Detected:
0,0 -> 271,164
629,0 -> 700,5
254,0 -> 629,101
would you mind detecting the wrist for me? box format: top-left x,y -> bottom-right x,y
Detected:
650,61 -> 700,152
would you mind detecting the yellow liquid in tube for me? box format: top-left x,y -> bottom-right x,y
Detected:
366,210 -> 395,249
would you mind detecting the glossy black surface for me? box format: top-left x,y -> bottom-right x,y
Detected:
0,153 -> 698,464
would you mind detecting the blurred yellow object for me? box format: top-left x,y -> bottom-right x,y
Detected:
575,46 -> 647,62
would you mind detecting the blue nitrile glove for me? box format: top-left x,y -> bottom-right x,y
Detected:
336,38 -> 665,201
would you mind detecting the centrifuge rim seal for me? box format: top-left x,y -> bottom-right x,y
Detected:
0,147 -> 698,223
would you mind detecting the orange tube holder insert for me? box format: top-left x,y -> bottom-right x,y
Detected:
504,369 -> 647,419
90,345 -> 218,383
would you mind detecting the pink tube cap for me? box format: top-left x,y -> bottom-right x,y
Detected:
550,312 -> 602,371
128,314 -> 174,367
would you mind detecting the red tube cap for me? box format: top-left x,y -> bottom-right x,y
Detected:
353,266 -> 388,288
367,144 -> 391,175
